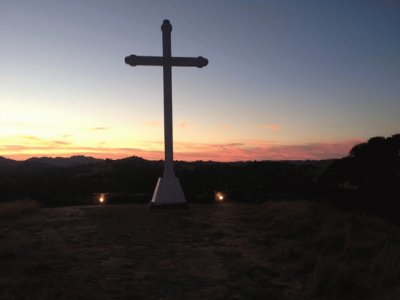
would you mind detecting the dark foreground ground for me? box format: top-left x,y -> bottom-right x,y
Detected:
1,201 -> 400,299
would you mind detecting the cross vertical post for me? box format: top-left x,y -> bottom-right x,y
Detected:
125,20 -> 208,207
162,20 -> 174,178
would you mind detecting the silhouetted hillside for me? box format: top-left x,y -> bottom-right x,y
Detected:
0,156 -> 18,168
25,155 -> 104,167
0,155 -> 327,207
1,133 -> 399,223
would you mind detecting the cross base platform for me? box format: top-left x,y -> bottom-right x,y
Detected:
149,175 -> 187,208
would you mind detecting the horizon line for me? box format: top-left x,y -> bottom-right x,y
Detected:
0,153 -> 342,163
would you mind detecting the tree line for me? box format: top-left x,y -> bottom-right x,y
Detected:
1,133 -> 399,222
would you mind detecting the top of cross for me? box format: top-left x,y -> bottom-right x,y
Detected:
161,19 -> 172,32
124,19 -> 208,68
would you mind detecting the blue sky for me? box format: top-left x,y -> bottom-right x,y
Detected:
1,0 -> 399,161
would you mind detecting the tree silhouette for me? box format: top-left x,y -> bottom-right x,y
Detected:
319,134 -> 400,219
321,134 -> 400,190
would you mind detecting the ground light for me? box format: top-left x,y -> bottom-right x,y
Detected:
215,191 -> 228,202
93,193 -> 108,205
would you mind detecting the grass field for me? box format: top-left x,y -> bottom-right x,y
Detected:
0,199 -> 41,218
0,200 -> 399,299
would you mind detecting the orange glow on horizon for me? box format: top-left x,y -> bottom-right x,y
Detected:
0,139 -> 361,162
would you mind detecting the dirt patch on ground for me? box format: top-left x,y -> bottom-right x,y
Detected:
1,202 -> 399,299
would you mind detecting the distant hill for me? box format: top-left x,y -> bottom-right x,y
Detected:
0,155 -> 330,207
0,156 -> 18,168
1,148 -> 399,223
1,133 -> 399,224
25,155 -> 104,167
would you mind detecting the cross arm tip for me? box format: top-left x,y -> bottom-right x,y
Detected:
125,54 -> 138,66
197,56 -> 208,68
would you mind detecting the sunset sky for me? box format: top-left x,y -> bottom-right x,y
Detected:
1,0 -> 399,161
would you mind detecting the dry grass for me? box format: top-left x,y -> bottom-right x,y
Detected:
0,199 -> 41,218
0,201 -> 399,299
239,201 -> 400,299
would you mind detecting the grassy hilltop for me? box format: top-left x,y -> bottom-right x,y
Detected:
1,200 -> 399,299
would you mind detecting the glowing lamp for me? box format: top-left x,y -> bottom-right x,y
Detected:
93,193 -> 108,205
215,192 -> 226,202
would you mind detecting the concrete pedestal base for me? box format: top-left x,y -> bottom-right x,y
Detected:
149,175 -> 187,207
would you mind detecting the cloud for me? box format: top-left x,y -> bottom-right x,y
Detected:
240,140 -> 359,161
171,139 -> 362,161
1,145 -> 28,152
52,140 -> 70,145
19,135 -> 43,141
90,127 -> 109,131
0,144 -> 159,160
260,124 -> 281,130
0,136 -> 72,155
16,135 -> 72,147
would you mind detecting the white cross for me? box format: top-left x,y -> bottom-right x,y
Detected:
125,20 -> 208,206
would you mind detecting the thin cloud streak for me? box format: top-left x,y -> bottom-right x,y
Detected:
90,127 -> 109,131
0,144 -> 162,161
15,136 -> 72,146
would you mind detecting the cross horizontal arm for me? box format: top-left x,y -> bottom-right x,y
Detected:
125,55 -> 208,68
